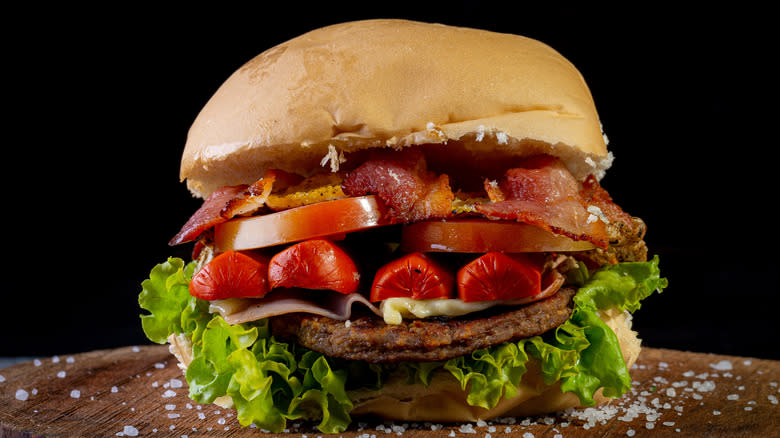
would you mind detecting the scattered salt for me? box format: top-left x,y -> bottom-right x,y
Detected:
70,390 -> 81,399
132,346 -> 140,352
743,360 -> 752,366
522,433 -> 534,438
744,406 -> 753,411
33,359 -> 42,366
66,356 -> 75,363
198,412 -> 206,420
57,371 -> 66,378
709,360 -> 733,371
123,425 -> 139,436
459,424 -> 477,434
727,394 -> 739,400
713,410 -> 721,415
169,378 -> 184,388
768,395 -> 778,404
52,355 -> 60,363
0,375 -> 5,383
165,404 -> 176,410
162,389 -> 176,398
111,386 -> 119,393
626,429 -> 635,436
15,389 -> 29,401
168,413 -> 181,418
217,418 -> 226,425
154,363 -> 165,369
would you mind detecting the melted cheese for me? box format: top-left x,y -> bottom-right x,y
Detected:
379,298 -> 498,325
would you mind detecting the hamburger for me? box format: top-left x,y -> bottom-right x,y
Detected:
139,19 -> 667,433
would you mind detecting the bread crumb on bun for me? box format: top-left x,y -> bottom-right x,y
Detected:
180,19 -> 611,199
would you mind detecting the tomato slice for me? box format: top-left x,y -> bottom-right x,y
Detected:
189,250 -> 270,300
370,252 -> 455,302
213,195 -> 386,252
400,218 -> 596,253
268,239 -> 360,294
456,252 -> 542,302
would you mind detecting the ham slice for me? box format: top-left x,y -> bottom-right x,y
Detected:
209,289 -> 382,325
476,155 -> 610,249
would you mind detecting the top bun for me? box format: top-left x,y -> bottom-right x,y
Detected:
181,19 -> 611,199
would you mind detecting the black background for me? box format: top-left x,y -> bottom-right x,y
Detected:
4,4 -> 777,360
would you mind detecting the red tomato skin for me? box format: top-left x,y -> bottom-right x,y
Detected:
268,240 -> 359,294
189,250 -> 270,300
370,252 -> 455,302
457,252 -> 541,302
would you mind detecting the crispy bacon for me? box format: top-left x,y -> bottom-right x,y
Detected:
341,148 -> 454,223
169,170 -> 283,246
475,155 -> 610,249
169,184 -> 248,246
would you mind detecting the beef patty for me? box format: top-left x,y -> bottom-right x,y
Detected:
270,287 -> 575,363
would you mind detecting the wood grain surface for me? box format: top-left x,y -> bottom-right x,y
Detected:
0,346 -> 777,437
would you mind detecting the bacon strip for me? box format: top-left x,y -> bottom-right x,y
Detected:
341,148 -> 454,223
169,184 -> 248,246
476,155 -> 610,249
169,171 -> 281,246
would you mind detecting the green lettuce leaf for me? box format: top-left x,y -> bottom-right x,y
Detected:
138,258 -> 197,343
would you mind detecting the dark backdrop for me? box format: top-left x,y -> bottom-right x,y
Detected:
4,4 -> 777,360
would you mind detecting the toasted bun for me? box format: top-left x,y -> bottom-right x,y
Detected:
181,19 -> 611,199
167,308 -> 640,422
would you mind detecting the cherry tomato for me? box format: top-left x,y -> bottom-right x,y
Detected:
189,250 -> 270,300
401,219 -> 595,253
268,240 -> 360,294
214,195 -> 387,252
457,252 -> 541,302
370,252 -> 455,302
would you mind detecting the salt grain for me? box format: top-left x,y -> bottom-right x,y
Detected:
70,390 -> 81,399
111,386 -> 119,393
727,394 -> 739,400
198,412 -> 206,420
169,378 -> 183,388
123,425 -> 139,436
154,363 -> 165,369
165,404 -> 176,410
57,371 -> 66,378
132,346 -> 140,352
162,389 -> 177,398
709,360 -> 733,371
33,359 -> 42,367
15,389 -> 29,401
713,410 -> 721,415
52,355 -> 60,363
522,433 -> 534,438
66,356 -> 75,363
626,429 -> 635,436
768,395 -> 778,404
168,413 -> 181,418
0,375 -> 5,383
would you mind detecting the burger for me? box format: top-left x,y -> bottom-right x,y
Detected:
139,19 -> 667,433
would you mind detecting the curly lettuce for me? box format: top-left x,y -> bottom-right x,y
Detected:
139,255 -> 666,432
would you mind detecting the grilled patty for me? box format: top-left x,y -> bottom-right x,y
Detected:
270,287 -> 575,363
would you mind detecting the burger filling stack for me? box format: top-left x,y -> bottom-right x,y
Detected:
139,19 -> 667,433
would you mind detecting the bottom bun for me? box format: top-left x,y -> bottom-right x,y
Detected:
168,308 -> 641,421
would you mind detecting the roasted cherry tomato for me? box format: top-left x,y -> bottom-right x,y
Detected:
189,250 -> 270,300
370,252 -> 454,302
456,252 -> 542,302
268,239 -> 359,294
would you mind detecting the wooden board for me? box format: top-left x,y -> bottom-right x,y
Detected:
1,346 -> 778,437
